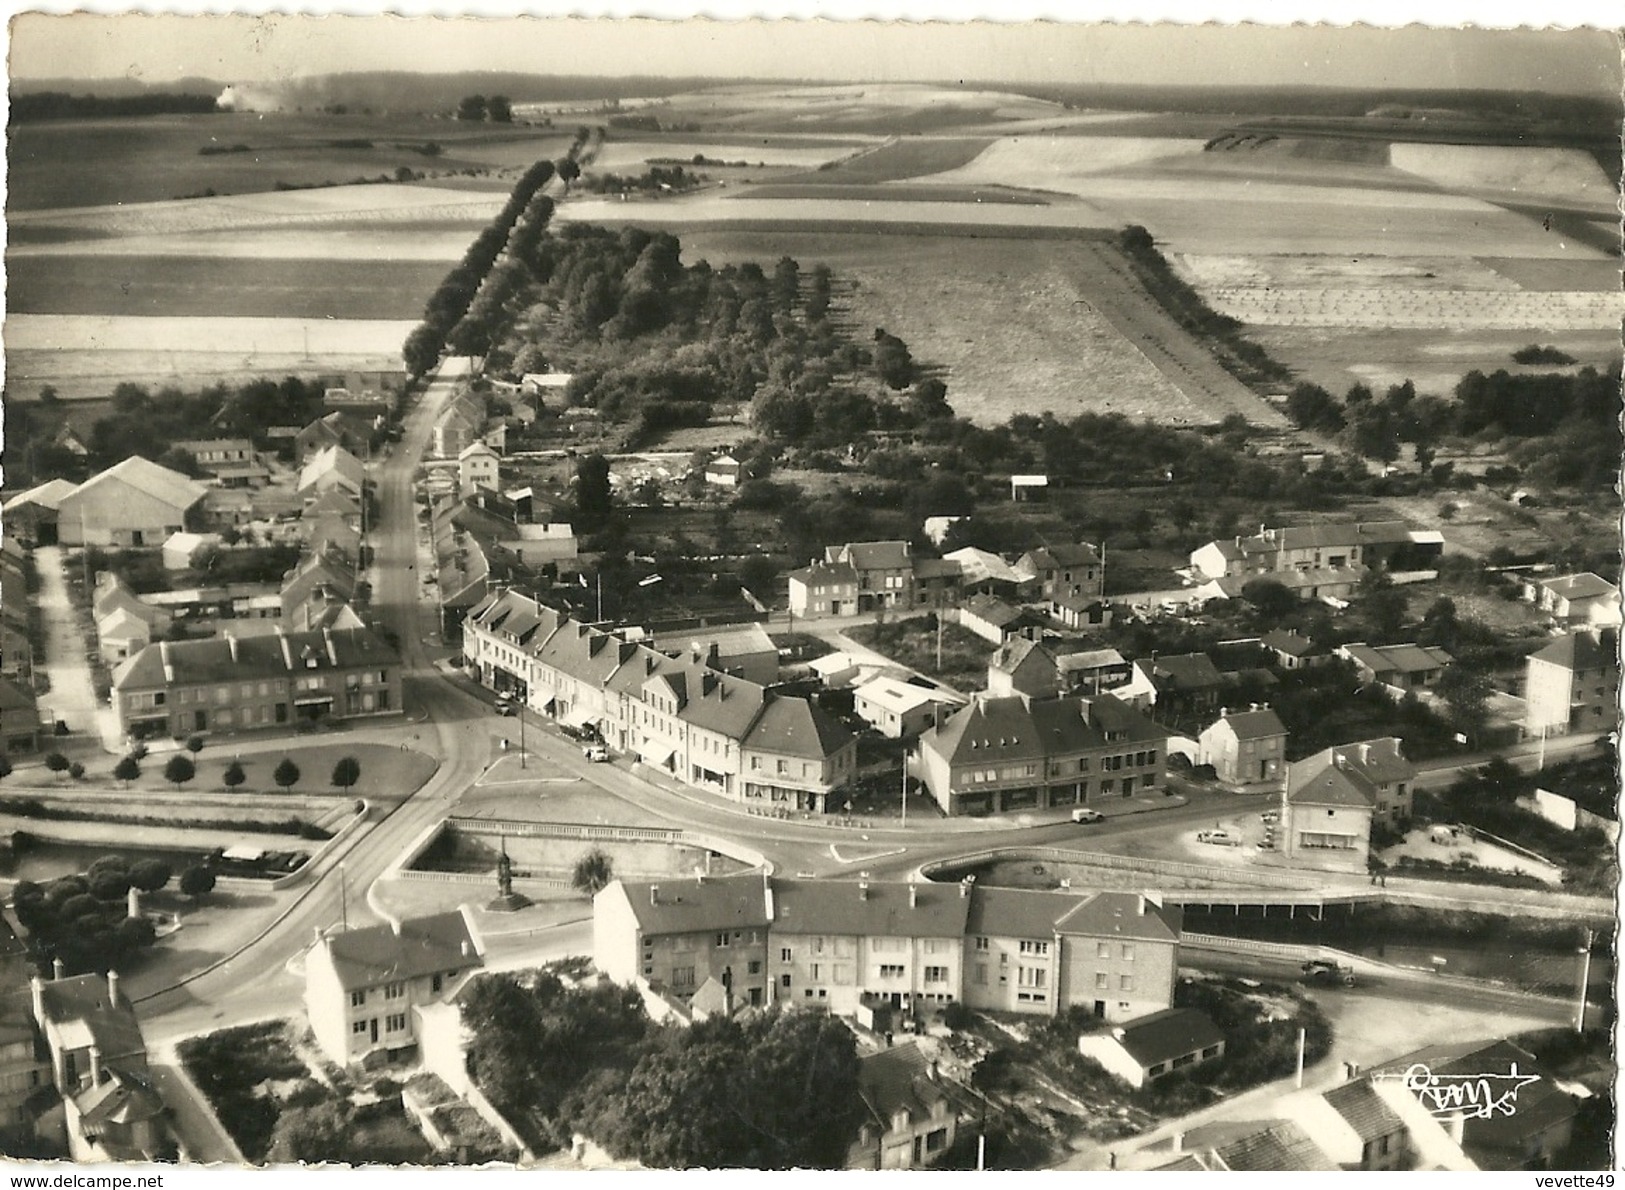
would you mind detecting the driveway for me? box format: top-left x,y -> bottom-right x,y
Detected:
29,545 -> 117,747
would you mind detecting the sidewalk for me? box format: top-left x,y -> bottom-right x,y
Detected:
29,545 -> 119,750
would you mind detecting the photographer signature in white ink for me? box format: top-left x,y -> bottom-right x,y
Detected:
1390,1062 -> 1541,1121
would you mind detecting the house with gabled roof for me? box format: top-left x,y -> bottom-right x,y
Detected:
826,541 -> 915,611
1370,1038 -> 1578,1170
955,593 -> 1038,645
1056,647 -> 1133,696
281,546 -> 359,629
1525,627 -> 1619,738
1198,706 -> 1288,789
0,678 -> 43,758
294,411 -> 373,465
741,696 -> 857,812
297,444 -> 366,499
1078,1006 -> 1225,1087
788,558 -> 859,618
917,693 -> 1168,817
854,676 -> 962,739
845,1042 -> 963,1170
1281,737 -> 1414,870
55,457 -> 208,548
1017,542 -> 1104,603
2,478 -> 77,546
1261,628 -> 1333,670
1337,642 -> 1453,700
304,909 -> 484,1068
986,637 -> 1060,698
1523,572 -> 1622,627
1190,520 -> 1435,583
1119,652 -> 1226,719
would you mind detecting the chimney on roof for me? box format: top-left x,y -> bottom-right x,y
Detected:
909,883 -> 918,908
859,880 -> 870,901
52,959 -> 65,982
1172,1131 -> 1185,1154
650,885 -> 660,906
88,1044 -> 103,1087
127,886 -> 141,921
959,878 -> 972,899
1218,706 -> 1227,720
390,919 -> 401,937
159,640 -> 174,684
226,631 -> 239,663
1359,743 -> 1371,764
106,970 -> 120,1005
324,627 -> 338,666
460,940 -> 470,957
29,977 -> 44,1025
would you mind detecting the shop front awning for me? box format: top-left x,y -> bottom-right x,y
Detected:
559,704 -> 599,730
294,694 -> 335,707
642,746 -> 675,770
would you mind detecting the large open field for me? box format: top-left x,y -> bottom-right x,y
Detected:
4,314 -> 415,401
7,112 -> 571,210
8,93 -> 1618,427
680,229 -> 1282,427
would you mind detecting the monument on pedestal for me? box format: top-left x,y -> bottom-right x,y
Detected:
486,836 -> 532,912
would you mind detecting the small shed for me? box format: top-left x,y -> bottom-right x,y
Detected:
161,531 -> 220,571
1010,474 -> 1049,502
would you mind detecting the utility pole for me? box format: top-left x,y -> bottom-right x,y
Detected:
1294,1026 -> 1306,1087
520,699 -> 527,770
597,570 -> 603,623
936,612 -> 943,673
900,745 -> 908,828
1576,927 -> 1593,1032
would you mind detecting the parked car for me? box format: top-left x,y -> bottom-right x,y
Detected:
1196,829 -> 1239,846
1071,807 -> 1104,824
494,695 -> 516,717
1302,960 -> 1356,987
582,745 -> 610,763
1260,810 -> 1279,825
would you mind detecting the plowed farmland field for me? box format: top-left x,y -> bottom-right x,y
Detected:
680,229 -> 1286,428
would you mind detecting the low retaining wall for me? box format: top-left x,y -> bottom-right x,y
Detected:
918,846 -> 1315,891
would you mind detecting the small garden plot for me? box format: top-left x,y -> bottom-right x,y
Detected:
179,1020 -> 441,1166
845,616 -> 992,687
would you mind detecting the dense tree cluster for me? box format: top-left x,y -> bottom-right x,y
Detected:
499,228 -> 927,445
11,855 -> 168,974
1284,363 -> 1619,489
462,970 -> 862,1169
455,94 -> 512,123
10,91 -> 218,122
577,164 -> 704,196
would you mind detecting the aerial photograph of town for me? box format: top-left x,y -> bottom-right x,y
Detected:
0,9 -> 1619,1173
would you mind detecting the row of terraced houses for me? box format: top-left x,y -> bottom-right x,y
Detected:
463,590 -> 857,812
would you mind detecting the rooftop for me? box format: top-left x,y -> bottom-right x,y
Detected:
321,911 -> 482,991
1107,1007 -> 1226,1067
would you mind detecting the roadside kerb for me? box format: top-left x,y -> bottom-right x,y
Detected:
915,847 -> 1319,890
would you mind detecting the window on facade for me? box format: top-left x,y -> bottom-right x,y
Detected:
383,982 -> 405,1000
350,990 -> 365,1007
975,937 -> 989,951
352,1020 -> 368,1036
1119,975 -> 1134,991
879,964 -> 905,979
924,966 -> 948,983
1121,944 -> 1134,960
780,948 -> 792,963
1095,973 -> 1109,990
1096,942 -> 1110,959
431,974 -> 443,994
386,1013 -> 407,1034
715,932 -> 732,948
672,967 -> 696,988
747,961 -> 762,976
1018,940 -> 1049,956
781,974 -> 791,989
1017,967 -> 1047,988
975,964 -> 988,985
